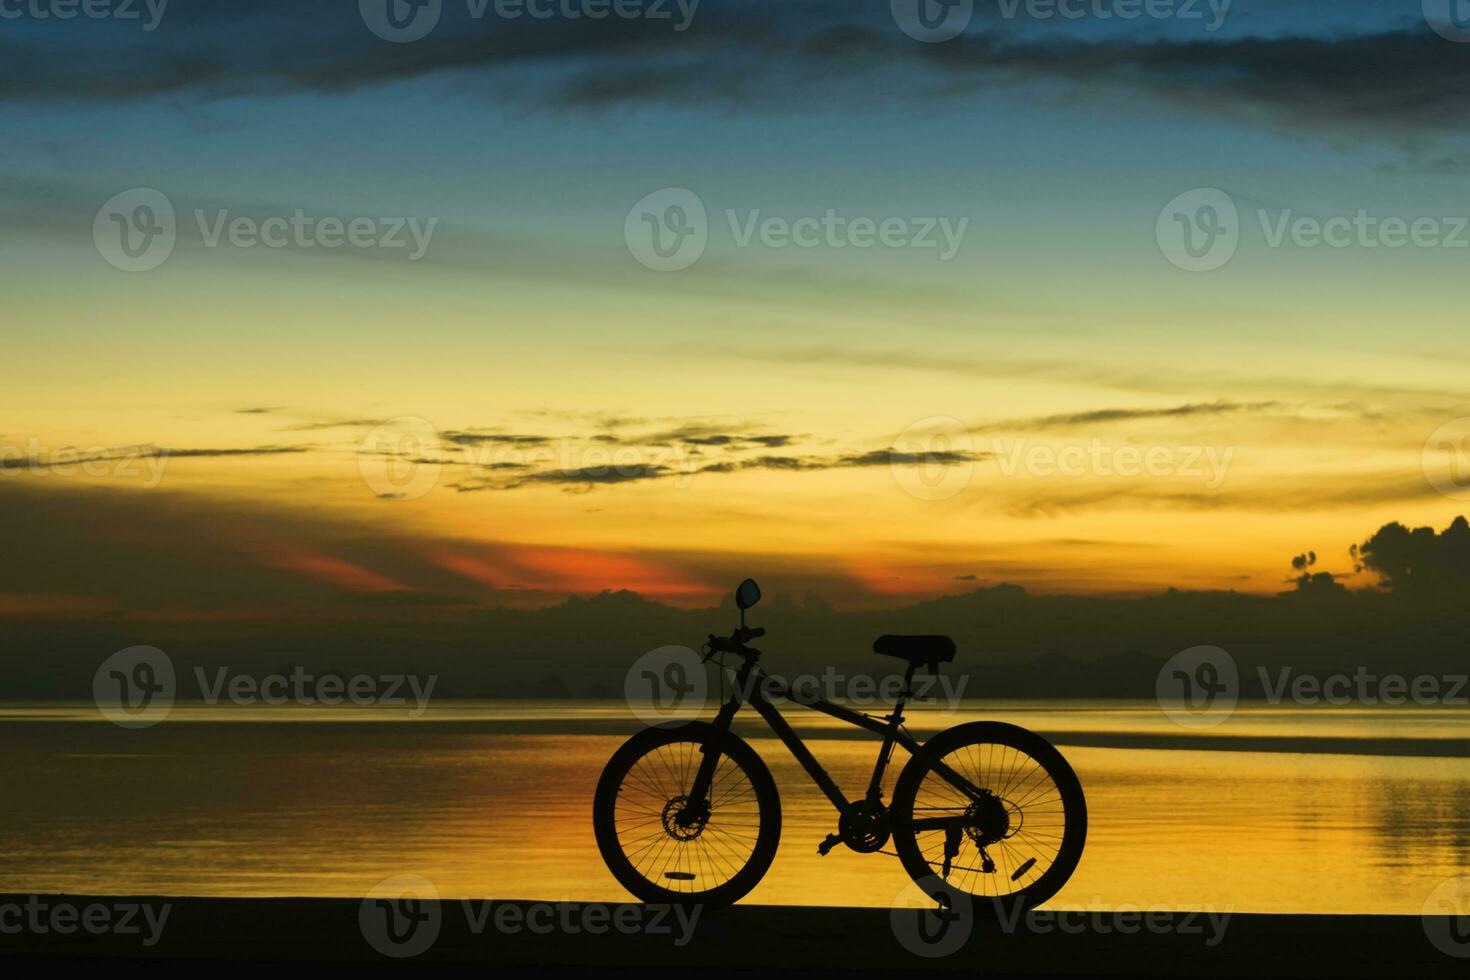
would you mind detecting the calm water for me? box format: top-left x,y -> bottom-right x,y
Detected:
2,700 -> 1468,913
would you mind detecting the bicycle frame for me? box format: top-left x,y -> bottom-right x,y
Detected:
685,653 -> 985,832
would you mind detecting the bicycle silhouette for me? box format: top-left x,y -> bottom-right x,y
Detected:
595,579 -> 1087,909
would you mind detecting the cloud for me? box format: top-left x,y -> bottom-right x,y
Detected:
441,431 -> 552,446
557,19 -> 1470,152
997,470 -> 1443,518
280,419 -> 388,432
642,426 -> 801,450
508,463 -> 672,488
626,421 -> 780,445
697,343 -> 1470,413
448,441 -> 990,489
0,445 -> 306,470
155,446 -> 309,459
699,448 -> 991,474
973,401 -> 1280,433
265,550 -> 411,593
0,1 -> 768,104
7,3 -> 1461,151
909,27 -> 1470,138
0,476 -> 727,619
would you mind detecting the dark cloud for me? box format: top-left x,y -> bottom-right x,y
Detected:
699,448 -> 990,475
0,445 -> 306,470
563,21 -> 1470,148
441,431 -> 551,446
281,418 -> 388,432
974,401 -> 1279,433
606,422 -> 803,451
680,435 -> 740,446
904,26 -> 1470,138
510,463 -> 671,488
669,432 -> 799,449
0,1 -> 777,104
0,477 -> 452,610
162,446 -> 308,459
6,470 -> 1470,701
5,2 -> 1458,150
448,441 -> 989,489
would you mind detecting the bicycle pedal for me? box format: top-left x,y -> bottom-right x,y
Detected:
817,833 -> 842,856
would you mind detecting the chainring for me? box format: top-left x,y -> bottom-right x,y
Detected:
838,799 -> 891,853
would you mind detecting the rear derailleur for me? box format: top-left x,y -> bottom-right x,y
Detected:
940,824 -> 996,878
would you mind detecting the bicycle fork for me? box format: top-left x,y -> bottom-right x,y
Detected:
681,664 -> 752,826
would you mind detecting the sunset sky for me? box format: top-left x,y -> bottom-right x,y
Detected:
5,0 -> 1470,614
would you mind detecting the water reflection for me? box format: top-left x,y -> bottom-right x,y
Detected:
0,702 -> 1467,912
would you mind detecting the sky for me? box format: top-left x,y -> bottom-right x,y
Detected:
5,0 -> 1470,615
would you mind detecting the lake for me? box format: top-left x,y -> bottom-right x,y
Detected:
2,700 -> 1467,913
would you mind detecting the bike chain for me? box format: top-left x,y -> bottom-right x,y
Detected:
870,847 -> 991,875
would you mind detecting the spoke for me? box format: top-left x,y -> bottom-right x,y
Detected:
610,736 -> 769,895
901,737 -> 1075,900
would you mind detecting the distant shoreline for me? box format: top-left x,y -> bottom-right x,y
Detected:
3,705 -> 1469,758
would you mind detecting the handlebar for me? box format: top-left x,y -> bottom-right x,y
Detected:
703,625 -> 766,661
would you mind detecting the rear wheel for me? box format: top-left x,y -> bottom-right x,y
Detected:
891,722 -> 1086,912
593,722 -> 781,906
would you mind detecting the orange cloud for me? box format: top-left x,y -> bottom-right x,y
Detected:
432,545 -> 713,603
268,551 -> 410,593
840,556 -> 954,599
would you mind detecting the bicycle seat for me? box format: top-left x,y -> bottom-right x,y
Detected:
872,634 -> 956,667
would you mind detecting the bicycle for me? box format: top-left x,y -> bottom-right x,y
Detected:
594,578 -> 1087,909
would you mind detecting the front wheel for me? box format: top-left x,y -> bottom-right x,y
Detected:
891,721 -> 1086,912
593,722 -> 781,906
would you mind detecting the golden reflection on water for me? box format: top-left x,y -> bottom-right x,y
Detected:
1,702 -> 1467,912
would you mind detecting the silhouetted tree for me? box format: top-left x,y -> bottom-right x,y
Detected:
1352,516 -> 1470,597
1286,550 -> 1343,594
1291,571 -> 1346,595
